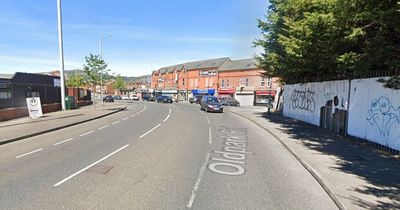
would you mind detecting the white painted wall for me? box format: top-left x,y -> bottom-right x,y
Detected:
348,78 -> 400,150
283,80 -> 349,126
235,93 -> 254,106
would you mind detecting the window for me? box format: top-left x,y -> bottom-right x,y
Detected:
245,78 -> 249,87
240,77 -> 248,86
267,77 -> 272,87
0,91 -> 11,99
182,78 -> 185,86
221,79 -> 225,87
227,79 -> 230,87
261,77 -> 265,87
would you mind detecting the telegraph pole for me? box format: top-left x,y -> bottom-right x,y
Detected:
57,0 -> 66,111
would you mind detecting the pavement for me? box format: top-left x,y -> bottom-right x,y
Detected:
227,106 -> 400,210
0,101 -> 127,145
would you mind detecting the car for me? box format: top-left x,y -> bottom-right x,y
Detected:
143,95 -> 155,101
131,95 -> 140,101
156,95 -> 173,103
121,95 -> 130,100
200,95 -> 223,113
113,95 -> 122,100
103,95 -> 114,102
219,97 -> 240,106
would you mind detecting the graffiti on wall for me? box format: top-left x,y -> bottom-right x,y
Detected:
367,97 -> 400,137
290,89 -> 316,112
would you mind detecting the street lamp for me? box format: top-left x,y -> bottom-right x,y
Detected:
99,34 -> 112,104
57,0 -> 66,111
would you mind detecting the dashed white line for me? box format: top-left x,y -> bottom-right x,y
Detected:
16,148 -> 43,159
112,121 -> 120,125
186,153 -> 210,208
204,115 -> 211,125
122,117 -> 129,121
80,130 -> 94,136
208,127 -> 212,144
53,138 -> 74,146
54,144 -> 129,187
98,125 -> 109,130
168,108 -> 171,114
163,114 -> 170,122
139,123 -> 162,139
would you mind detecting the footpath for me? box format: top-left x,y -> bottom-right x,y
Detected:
0,102 -> 127,145
228,106 -> 400,210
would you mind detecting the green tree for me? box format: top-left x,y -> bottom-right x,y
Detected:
66,74 -> 85,88
255,0 -> 400,85
112,75 -> 126,94
83,54 -> 110,107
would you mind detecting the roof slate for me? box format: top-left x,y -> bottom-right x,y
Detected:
0,73 -> 14,79
217,58 -> 258,71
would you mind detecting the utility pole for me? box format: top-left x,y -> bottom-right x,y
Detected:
57,0 -> 66,111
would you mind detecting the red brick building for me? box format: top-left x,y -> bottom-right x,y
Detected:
151,57 -> 280,106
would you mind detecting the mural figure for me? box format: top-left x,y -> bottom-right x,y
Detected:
367,97 -> 400,137
290,89 -> 315,112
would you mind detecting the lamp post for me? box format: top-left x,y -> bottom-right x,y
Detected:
57,0 -> 66,111
99,34 -> 112,105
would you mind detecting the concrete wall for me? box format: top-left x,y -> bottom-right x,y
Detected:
348,78 -> 400,150
283,80 -> 349,126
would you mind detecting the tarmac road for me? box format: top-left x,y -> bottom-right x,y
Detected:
0,101 -> 337,210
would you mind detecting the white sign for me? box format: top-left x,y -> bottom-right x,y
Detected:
26,97 -> 43,118
53,79 -> 61,87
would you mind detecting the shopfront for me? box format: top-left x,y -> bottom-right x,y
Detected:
217,88 -> 235,98
178,90 -> 188,101
255,90 -> 276,106
161,89 -> 178,99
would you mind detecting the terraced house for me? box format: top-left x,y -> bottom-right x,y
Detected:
151,58 -> 280,106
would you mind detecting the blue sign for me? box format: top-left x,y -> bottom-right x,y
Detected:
192,89 -> 215,95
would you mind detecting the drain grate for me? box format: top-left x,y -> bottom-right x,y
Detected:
85,165 -> 113,174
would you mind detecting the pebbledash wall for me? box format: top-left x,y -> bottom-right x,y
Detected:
283,77 -> 400,151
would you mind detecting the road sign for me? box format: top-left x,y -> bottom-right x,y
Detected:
26,97 -> 43,118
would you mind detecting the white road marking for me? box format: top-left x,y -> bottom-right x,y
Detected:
204,115 -> 211,125
16,148 -> 43,159
208,127 -> 212,144
168,108 -> 171,114
98,125 -> 109,130
187,153 -> 210,208
54,144 -> 129,187
122,117 -> 129,121
163,114 -> 170,122
139,123 -> 162,139
53,138 -> 74,146
130,114 -> 136,118
80,130 -> 94,136
112,120 -> 120,125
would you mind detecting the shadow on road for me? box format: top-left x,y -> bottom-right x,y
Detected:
254,111 -> 400,210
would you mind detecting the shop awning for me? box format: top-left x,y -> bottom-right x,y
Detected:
218,88 -> 235,94
192,89 -> 215,95
255,90 -> 276,96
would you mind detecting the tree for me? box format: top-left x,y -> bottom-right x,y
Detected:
83,54 -> 110,107
66,74 -> 85,88
255,0 -> 400,85
112,75 -> 126,94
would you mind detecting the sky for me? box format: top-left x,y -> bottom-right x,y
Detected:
0,0 -> 267,77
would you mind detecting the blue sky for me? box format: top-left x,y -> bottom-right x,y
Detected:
0,0 -> 267,76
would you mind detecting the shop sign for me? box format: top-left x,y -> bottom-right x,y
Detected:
199,70 -> 216,76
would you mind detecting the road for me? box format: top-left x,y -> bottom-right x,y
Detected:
0,102 -> 338,210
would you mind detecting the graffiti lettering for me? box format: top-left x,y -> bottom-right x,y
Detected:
290,89 -> 316,112
367,97 -> 400,137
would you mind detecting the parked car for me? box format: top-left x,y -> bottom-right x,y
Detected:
121,95 -> 130,100
200,96 -> 223,113
113,95 -> 122,100
142,95 -> 155,101
131,95 -> 140,101
219,97 -> 240,106
103,95 -> 114,102
156,95 -> 173,103
190,95 -> 204,104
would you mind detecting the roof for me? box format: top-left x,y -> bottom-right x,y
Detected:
0,73 -> 14,79
217,58 -> 258,71
156,57 -> 230,73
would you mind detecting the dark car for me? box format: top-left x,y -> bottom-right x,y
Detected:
190,95 -> 203,104
156,95 -> 173,103
103,95 -> 114,102
200,96 -> 223,113
219,97 -> 240,106
113,95 -> 122,100
142,95 -> 154,101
